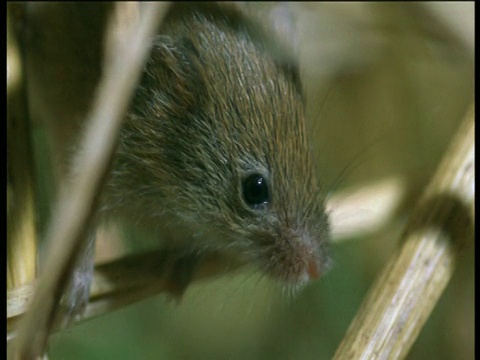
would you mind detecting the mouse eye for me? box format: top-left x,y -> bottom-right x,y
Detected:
242,174 -> 270,208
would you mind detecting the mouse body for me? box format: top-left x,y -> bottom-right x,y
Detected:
102,3 -> 331,283
26,2 -> 331,325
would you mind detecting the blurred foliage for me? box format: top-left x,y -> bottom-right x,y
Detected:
21,2 -> 473,359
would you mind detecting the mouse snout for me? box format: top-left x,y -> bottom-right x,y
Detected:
252,229 -> 329,285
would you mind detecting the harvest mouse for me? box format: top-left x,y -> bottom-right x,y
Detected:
26,2 -> 332,326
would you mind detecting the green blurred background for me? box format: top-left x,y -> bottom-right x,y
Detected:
22,3 -> 474,359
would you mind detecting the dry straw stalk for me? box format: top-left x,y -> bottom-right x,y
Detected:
333,105 -> 474,359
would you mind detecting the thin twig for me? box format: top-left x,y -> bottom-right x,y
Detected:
328,176 -> 406,241
11,3 -> 170,358
7,4 -> 37,293
333,105 -> 474,359
7,176 -> 406,339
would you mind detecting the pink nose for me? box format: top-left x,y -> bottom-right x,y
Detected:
307,260 -> 320,279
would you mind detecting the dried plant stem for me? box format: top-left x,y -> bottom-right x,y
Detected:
80,175 -> 405,322
328,176 -> 405,241
6,174 -> 405,339
86,251 -> 241,321
333,105 -> 474,360
11,3 -> 170,359
7,2 -> 37,317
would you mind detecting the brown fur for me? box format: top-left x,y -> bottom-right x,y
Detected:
101,3 -> 331,284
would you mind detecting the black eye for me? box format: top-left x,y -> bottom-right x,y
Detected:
242,174 -> 270,208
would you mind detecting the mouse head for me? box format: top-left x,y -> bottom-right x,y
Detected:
114,3 -> 331,286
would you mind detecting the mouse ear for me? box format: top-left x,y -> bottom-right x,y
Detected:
132,35 -> 206,117
236,2 -> 299,54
